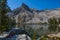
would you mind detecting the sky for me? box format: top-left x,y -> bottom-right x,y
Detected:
7,0 -> 60,10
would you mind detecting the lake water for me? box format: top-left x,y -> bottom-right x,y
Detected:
17,24 -> 48,36
17,24 -> 48,29
0,24 -> 48,40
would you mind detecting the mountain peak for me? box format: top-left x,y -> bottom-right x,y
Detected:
20,3 -> 32,12
21,3 -> 27,7
13,3 -> 33,15
21,3 -> 30,10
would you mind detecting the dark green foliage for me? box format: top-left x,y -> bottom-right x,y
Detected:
58,17 -> 60,24
48,17 -> 59,32
58,17 -> 60,32
0,0 -> 15,33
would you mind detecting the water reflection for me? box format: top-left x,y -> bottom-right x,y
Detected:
17,24 -> 48,36
0,24 -> 48,40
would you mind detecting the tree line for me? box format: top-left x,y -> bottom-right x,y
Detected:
0,0 -> 16,34
48,17 -> 60,33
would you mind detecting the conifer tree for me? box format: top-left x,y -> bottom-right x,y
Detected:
48,17 -> 58,32
0,0 -> 12,33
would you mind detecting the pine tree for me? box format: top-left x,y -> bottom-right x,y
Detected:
58,17 -> 60,31
0,0 -> 12,33
48,17 -> 58,33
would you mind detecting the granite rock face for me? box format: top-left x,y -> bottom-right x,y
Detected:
7,3 -> 60,24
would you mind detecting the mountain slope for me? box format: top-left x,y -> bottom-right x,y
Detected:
7,3 -> 60,24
